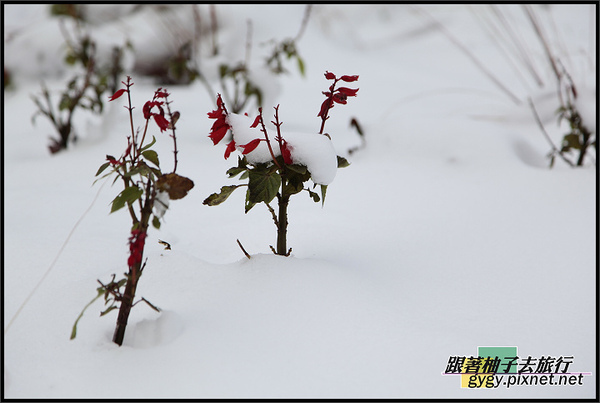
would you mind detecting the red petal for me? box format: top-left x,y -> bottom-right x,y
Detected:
216,94 -> 225,109
337,87 -> 359,97
333,93 -> 348,104
155,90 -> 169,98
224,140 -> 236,159
143,101 -> 153,119
207,109 -> 223,119
340,75 -> 359,82
210,118 -> 229,132
281,140 -> 293,164
241,138 -> 261,154
108,88 -> 126,101
250,114 -> 261,128
209,124 -> 229,145
324,71 -> 336,80
318,99 -> 332,117
153,114 -> 170,132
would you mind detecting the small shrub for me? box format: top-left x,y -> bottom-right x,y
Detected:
71,77 -> 194,346
203,71 -> 358,256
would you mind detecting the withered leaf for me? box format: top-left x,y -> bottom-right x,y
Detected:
156,173 -> 194,200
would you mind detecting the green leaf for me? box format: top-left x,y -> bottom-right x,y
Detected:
307,188 -> 320,203
110,185 -> 143,213
245,188 -> 257,213
320,184 -> 328,206
337,155 -> 350,168
152,215 -> 161,229
70,288 -> 106,340
139,135 -> 157,153
95,162 -> 111,177
142,149 -> 160,167
562,133 -> 581,151
227,157 -> 249,178
58,95 -> 73,111
287,164 -> 307,175
297,56 -> 306,77
247,168 -> 281,205
124,162 -> 152,178
203,185 -> 244,206
99,305 -> 118,317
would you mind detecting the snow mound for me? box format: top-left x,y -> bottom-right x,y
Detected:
125,311 -> 185,349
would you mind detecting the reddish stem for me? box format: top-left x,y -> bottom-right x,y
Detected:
319,79 -> 339,135
257,107 -> 282,169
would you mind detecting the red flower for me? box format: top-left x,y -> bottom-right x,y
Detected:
224,140 -> 236,159
241,138 -> 261,155
207,94 -> 232,148
318,72 -> 359,119
127,228 -> 147,268
108,88 -> 127,101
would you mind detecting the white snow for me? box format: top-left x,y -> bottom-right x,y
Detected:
3,4 -> 596,399
283,131 -> 338,185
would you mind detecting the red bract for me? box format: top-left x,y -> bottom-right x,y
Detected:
241,138 -> 261,155
224,140 -> 236,159
107,157 -> 122,166
250,114 -> 261,128
281,140 -> 293,164
337,87 -> 359,97
153,113 -> 170,132
340,75 -> 359,82
209,120 -> 230,145
143,101 -> 164,120
127,228 -> 147,268
324,71 -> 336,80
207,94 -> 231,147
333,93 -> 348,104
318,98 -> 332,118
108,88 -> 127,101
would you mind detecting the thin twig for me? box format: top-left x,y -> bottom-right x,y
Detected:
294,5 -> 312,42
490,5 -> 544,87
265,201 -> 278,226
4,178 -> 109,335
257,107 -> 282,169
413,5 -> 522,105
164,95 -> 179,173
237,239 -> 251,259
528,97 -> 574,167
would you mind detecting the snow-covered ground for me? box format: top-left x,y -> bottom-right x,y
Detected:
3,4 -> 596,399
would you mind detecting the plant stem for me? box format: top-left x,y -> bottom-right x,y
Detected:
257,108 -> 282,169
112,181 -> 153,346
112,264 -> 139,346
276,187 -> 290,256
576,128 -> 591,166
